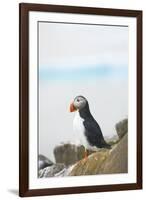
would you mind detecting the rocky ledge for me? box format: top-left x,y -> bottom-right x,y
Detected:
69,133 -> 127,176
39,118 -> 128,177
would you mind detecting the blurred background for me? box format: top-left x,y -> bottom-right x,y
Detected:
39,22 -> 128,161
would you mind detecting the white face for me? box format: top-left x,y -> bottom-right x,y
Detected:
73,96 -> 87,110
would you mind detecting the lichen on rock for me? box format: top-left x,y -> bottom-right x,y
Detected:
39,163 -> 65,178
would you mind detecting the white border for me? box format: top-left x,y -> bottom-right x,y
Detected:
29,11 -> 137,189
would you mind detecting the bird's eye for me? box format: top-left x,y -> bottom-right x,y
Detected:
77,99 -> 80,102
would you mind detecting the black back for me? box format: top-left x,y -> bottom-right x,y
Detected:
79,102 -> 111,149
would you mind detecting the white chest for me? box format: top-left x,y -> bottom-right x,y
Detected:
73,112 -> 85,134
73,112 -> 89,148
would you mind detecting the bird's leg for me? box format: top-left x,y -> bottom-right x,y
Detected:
79,147 -> 88,165
84,148 -> 88,160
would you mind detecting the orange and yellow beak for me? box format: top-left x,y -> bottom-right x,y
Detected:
70,102 -> 77,112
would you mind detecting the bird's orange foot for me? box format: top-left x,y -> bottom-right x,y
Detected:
80,149 -> 88,165
84,149 -> 88,160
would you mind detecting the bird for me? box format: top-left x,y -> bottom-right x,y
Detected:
69,95 -> 111,159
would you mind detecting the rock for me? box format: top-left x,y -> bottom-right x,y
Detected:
54,168 -> 68,177
54,143 -> 86,166
99,134 -> 128,174
69,133 -> 128,176
39,118 -> 128,177
115,118 -> 128,139
54,165 -> 74,177
39,163 -> 65,178
105,135 -> 119,145
69,150 -> 109,176
38,154 -> 53,170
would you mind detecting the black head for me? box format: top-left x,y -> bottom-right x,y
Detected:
70,95 -> 88,112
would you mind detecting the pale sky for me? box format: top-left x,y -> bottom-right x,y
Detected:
39,22 -> 128,161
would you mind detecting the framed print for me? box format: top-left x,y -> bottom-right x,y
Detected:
19,3 -> 142,197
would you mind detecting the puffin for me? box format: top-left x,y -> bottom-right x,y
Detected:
70,95 -> 111,159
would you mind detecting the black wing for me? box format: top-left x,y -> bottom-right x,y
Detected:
83,118 -> 111,149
